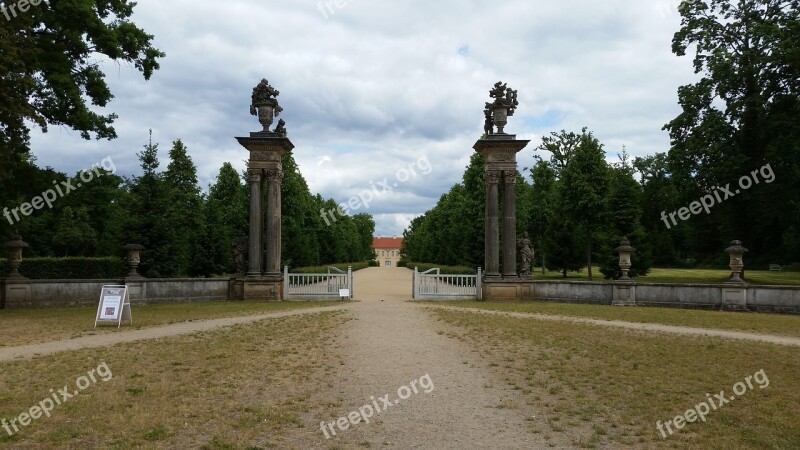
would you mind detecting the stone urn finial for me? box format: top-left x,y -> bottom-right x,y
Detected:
5,229 -> 29,279
614,237 -> 636,281
484,81 -> 519,135
249,78 -> 284,133
724,240 -> 748,284
123,244 -> 145,278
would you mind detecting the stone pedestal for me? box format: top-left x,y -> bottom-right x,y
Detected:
612,282 -> 636,306
474,135 -> 530,285
236,131 -> 293,301
722,286 -> 747,310
1,278 -> 31,308
482,277 -> 534,302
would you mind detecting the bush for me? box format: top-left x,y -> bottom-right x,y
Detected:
397,259 -> 408,268
291,262 -> 369,274
368,260 -> 379,267
0,257 -> 125,279
406,262 -> 476,275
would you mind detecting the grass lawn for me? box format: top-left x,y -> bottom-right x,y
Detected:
429,302 -> 800,338
530,266 -> 800,285
0,301 -> 339,347
0,310 -> 350,449
429,308 -> 800,449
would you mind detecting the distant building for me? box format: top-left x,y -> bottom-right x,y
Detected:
372,237 -> 403,268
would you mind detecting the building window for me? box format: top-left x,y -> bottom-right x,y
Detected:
385,260 -> 391,267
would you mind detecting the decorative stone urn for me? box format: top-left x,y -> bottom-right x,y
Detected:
123,244 -> 145,278
614,237 -> 636,281
484,81 -> 519,135
724,240 -> 748,284
249,78 -> 283,133
5,230 -> 29,279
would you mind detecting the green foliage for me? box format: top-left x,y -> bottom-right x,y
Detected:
408,263 -> 476,275
369,260 -> 380,267
290,262 -> 369,274
0,257 -> 124,279
395,260 -> 407,268
0,0 -> 164,160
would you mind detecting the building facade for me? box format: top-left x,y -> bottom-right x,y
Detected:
372,237 -> 403,268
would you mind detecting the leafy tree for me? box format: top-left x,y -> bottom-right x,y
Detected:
352,213 -> 377,260
163,139 -> 204,276
665,0 -> 800,263
559,130 -> 609,280
0,0 -> 164,159
206,163 -> 247,274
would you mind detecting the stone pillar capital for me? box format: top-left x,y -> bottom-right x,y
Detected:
247,168 -> 263,182
486,170 -> 502,185
265,168 -> 284,182
504,170 -> 518,184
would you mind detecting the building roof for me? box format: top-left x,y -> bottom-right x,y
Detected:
372,237 -> 403,249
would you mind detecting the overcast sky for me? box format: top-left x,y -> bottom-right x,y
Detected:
28,0 -> 697,237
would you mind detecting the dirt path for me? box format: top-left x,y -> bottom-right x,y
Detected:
0,305 -> 348,361
322,268 -> 548,448
423,305 -> 800,347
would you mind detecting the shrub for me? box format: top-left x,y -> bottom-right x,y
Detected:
396,259 -> 408,268
406,262 -> 476,275
0,257 -> 125,279
290,262 -> 369,274
368,260 -> 379,267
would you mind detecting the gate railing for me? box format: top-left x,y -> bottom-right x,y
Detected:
412,267 -> 481,300
283,266 -> 353,300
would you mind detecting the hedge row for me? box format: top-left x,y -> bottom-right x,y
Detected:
291,262 -> 370,274
406,262 -> 477,275
0,257 -> 126,279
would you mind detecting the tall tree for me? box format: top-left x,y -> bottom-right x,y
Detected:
665,0 -> 800,263
559,130 -> 610,280
0,0 -> 164,158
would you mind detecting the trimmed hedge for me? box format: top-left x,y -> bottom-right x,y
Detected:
368,260 -> 379,267
0,257 -> 125,279
407,262 -> 477,275
291,262 -> 370,274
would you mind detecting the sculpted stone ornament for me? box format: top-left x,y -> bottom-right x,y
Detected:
232,234 -> 248,276
517,232 -> 534,277
250,79 -> 284,133
274,119 -> 287,136
484,81 -> 519,135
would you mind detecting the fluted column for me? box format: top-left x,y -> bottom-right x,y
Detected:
247,169 -> 263,277
485,170 -> 501,277
503,170 -> 518,277
265,168 -> 284,275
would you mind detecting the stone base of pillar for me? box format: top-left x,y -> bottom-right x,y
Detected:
721,286 -> 747,310
1,278 -> 31,308
243,278 -> 283,301
482,278 -> 533,302
124,278 -> 147,303
611,282 -> 636,306
228,278 -> 245,301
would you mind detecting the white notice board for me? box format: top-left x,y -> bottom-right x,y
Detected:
95,285 -> 132,328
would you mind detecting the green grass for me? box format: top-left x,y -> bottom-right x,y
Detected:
428,301 -> 800,338
291,262 -> 369,273
0,301 -> 338,347
527,266 -> 800,285
430,308 -> 800,449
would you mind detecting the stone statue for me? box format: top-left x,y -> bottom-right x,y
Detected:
232,235 -> 248,276
483,104 -> 494,135
274,119 -> 287,136
250,78 -> 283,132
517,232 -> 534,277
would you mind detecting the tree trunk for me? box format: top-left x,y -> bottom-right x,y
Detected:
586,240 -> 593,281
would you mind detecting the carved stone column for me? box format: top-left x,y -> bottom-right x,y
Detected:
503,170 -> 518,278
247,168 -> 264,277
265,168 -> 283,276
485,170 -> 501,277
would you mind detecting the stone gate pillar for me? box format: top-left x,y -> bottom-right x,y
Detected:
236,79 -> 294,301
474,82 -> 529,300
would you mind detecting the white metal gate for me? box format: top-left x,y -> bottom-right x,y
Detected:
283,266 -> 353,300
412,267 -> 481,300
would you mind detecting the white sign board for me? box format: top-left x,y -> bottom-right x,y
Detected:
339,289 -> 350,300
95,285 -> 132,328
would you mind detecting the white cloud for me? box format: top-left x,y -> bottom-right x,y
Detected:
27,0 -> 697,236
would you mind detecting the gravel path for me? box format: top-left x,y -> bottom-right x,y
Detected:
423,304 -> 800,347
324,268 -> 548,449
0,305 -> 348,361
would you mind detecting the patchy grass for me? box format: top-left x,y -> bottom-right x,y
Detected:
428,302 -> 800,338
428,308 -> 800,449
0,311 -> 350,449
0,301 -> 338,347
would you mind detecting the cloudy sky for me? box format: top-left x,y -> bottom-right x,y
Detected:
28,0 -> 697,237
